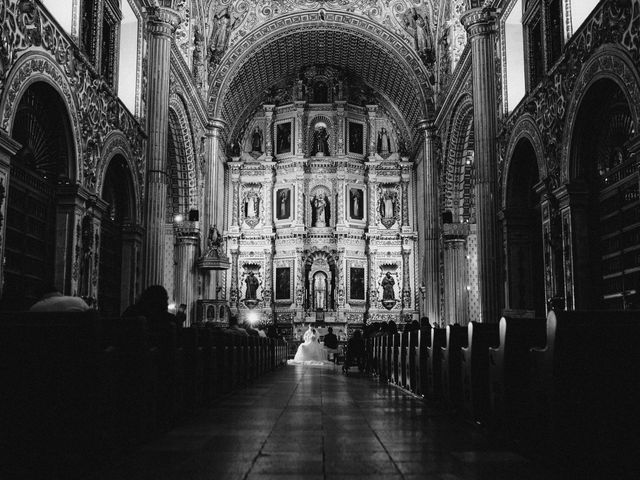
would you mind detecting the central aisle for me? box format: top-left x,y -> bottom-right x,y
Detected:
88,364 -> 558,479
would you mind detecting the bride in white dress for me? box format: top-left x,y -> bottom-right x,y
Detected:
291,326 -> 327,363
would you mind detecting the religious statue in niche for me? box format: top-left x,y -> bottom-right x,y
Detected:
350,267 -> 365,301
348,121 -> 363,154
276,122 -> 292,154
276,188 -> 291,220
312,193 -> 330,227
349,188 -> 364,221
251,126 -> 263,153
191,25 -> 206,90
244,192 -> 260,227
275,267 -> 291,301
311,125 -> 330,156
244,271 -> 259,300
314,272 -> 327,310
402,7 -> 435,66
381,271 -> 397,310
229,136 -> 241,157
377,127 -> 391,155
379,188 -> 397,228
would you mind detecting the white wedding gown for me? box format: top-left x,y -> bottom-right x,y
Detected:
291,329 -> 327,363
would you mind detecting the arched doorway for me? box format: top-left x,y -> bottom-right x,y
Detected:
504,138 -> 544,316
4,82 -> 74,308
570,78 -> 637,309
99,155 -> 135,316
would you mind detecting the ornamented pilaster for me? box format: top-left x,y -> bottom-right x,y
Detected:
230,166 -> 241,230
143,6 -> 181,287
174,221 -> 199,326
204,119 -> 226,235
416,121 -> 440,323
461,7 -> 502,322
263,247 -> 274,309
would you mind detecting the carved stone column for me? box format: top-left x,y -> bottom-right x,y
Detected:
295,101 -> 305,156
263,247 -> 274,315
402,248 -> 412,310
336,101 -> 346,155
400,164 -> 411,229
230,165 -> 241,230
264,105 -> 275,157
201,119 -> 227,300
366,163 -> 378,234
230,249 -> 239,309
443,223 -> 470,326
416,121 -> 440,323
143,6 -> 180,287
461,8 -> 502,322
366,105 -> 378,157
174,221 -> 199,326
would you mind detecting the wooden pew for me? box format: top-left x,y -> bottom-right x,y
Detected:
406,330 -> 418,393
487,316 -> 545,438
460,321 -> 499,425
391,333 -> 401,385
529,310 -> 640,476
440,324 -> 468,409
426,327 -> 446,399
415,326 -> 432,397
400,331 -> 409,389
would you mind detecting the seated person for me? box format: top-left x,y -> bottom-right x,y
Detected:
323,326 -> 339,362
29,285 -> 90,312
344,330 -> 366,371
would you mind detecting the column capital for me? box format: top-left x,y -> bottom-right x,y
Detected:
460,7 -> 498,38
207,118 -> 227,134
146,7 -> 181,37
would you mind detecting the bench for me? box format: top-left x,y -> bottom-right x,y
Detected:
460,321 -> 499,425
440,324 -> 468,409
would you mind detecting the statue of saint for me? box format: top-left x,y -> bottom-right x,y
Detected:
377,128 -> 391,155
245,272 -> 259,300
246,195 -> 257,218
251,126 -> 262,153
382,192 -> 394,219
206,225 -> 222,255
313,194 -> 327,227
314,273 -> 327,310
381,272 -> 395,300
312,127 -> 330,156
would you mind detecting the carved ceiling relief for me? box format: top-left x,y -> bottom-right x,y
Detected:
204,0 -> 438,64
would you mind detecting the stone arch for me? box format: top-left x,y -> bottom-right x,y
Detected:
208,11 -> 432,144
168,95 -> 199,222
98,131 -> 142,224
503,134 -> 545,316
563,46 -> 640,183
1,52 -> 83,184
443,95 -> 475,223
502,115 -> 546,210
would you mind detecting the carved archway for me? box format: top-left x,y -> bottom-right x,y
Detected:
563,47 -> 640,183
208,11 -> 433,147
443,95 -> 475,222
503,137 -> 545,316
3,80 -> 76,308
1,53 -> 82,184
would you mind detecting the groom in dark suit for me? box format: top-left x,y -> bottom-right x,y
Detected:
324,327 -> 339,350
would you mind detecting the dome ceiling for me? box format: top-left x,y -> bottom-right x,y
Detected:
207,9 -> 436,142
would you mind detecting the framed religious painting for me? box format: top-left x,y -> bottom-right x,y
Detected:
347,120 -> 364,155
347,185 -> 366,222
348,265 -> 366,302
274,187 -> 293,222
275,266 -> 292,302
275,120 -> 293,155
